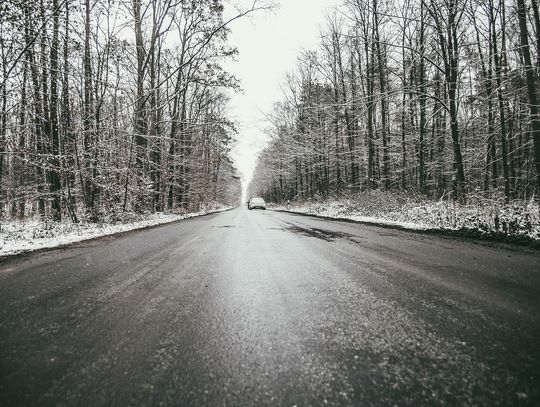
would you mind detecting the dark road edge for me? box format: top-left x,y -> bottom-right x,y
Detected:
271,209 -> 540,251
0,207 -> 236,264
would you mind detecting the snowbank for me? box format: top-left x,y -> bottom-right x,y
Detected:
0,206 -> 231,257
273,191 -> 540,243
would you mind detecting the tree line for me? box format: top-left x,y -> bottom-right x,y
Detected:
250,0 -> 540,205
0,0 -> 267,222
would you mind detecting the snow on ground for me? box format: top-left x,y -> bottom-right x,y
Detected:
273,191 -> 540,242
0,206 -> 232,257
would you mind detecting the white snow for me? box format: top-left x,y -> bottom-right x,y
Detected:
0,206 -> 232,257
273,191 -> 540,241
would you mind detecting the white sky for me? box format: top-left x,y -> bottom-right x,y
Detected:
224,0 -> 338,191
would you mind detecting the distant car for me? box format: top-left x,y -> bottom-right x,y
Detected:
248,197 -> 266,210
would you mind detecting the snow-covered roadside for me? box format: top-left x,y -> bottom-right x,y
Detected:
271,191 -> 540,243
0,206 -> 232,257
275,204 -> 433,231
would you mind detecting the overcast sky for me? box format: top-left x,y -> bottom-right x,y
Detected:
224,0 -> 337,190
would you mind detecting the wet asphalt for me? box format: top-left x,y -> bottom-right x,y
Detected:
0,207 -> 539,406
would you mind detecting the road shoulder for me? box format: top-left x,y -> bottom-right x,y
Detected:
271,208 -> 540,250
0,207 -> 234,261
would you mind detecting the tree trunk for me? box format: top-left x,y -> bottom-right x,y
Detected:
133,0 -> 148,212
49,0 -> 62,221
373,0 -> 389,188
418,2 -> 427,193
516,0 -> 540,197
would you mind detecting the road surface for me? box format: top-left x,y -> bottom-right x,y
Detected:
1,208 -> 539,406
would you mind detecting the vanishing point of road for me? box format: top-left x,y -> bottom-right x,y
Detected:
1,208 -> 539,406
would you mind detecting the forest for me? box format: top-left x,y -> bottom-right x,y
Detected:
250,0 -> 540,210
0,0 -> 266,223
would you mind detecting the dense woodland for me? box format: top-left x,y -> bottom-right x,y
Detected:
0,0 -> 267,222
250,0 -> 540,205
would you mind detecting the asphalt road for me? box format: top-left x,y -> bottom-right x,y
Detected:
1,208 -> 539,406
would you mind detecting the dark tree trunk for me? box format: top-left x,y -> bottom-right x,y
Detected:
418,2 -> 427,193
373,0 -> 389,188
49,0 -> 62,221
516,0 -> 540,197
